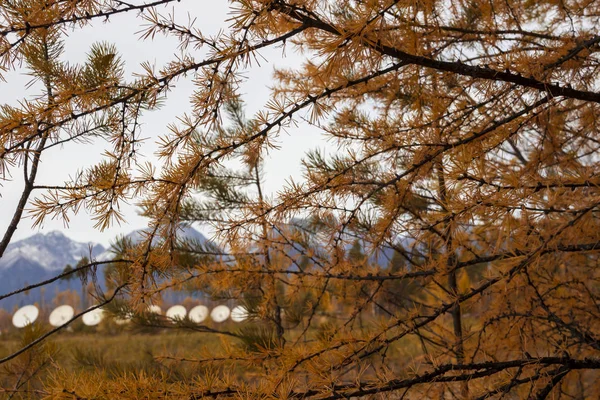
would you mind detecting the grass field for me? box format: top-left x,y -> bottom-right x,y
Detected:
0,314 -> 424,399
0,323 -> 230,398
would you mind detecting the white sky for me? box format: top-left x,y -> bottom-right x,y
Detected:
0,1 -> 328,246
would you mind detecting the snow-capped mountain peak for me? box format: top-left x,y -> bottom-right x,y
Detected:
0,227 -> 208,310
0,231 -> 105,271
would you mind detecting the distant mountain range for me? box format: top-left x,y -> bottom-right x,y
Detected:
0,231 -> 107,273
0,227 -> 208,310
0,225 -> 404,311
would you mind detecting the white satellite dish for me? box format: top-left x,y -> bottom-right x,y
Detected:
12,305 -> 39,328
188,305 -> 209,323
230,305 -> 249,323
49,305 -> 75,327
166,305 -> 187,321
82,307 -> 104,326
147,305 -> 162,315
210,305 -> 230,323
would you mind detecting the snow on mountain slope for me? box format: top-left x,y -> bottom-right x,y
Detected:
0,231 -> 106,271
0,227 -> 209,309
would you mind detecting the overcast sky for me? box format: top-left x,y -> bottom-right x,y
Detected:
0,1 -> 327,246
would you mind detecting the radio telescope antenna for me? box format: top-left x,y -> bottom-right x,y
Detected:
82,307 -> 104,326
49,305 -> 75,327
230,305 -> 249,322
189,305 -> 209,323
12,305 -> 39,328
210,305 -> 230,323
166,305 -> 187,321
147,305 -> 162,315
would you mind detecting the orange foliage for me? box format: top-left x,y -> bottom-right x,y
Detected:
0,0 -> 599,398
